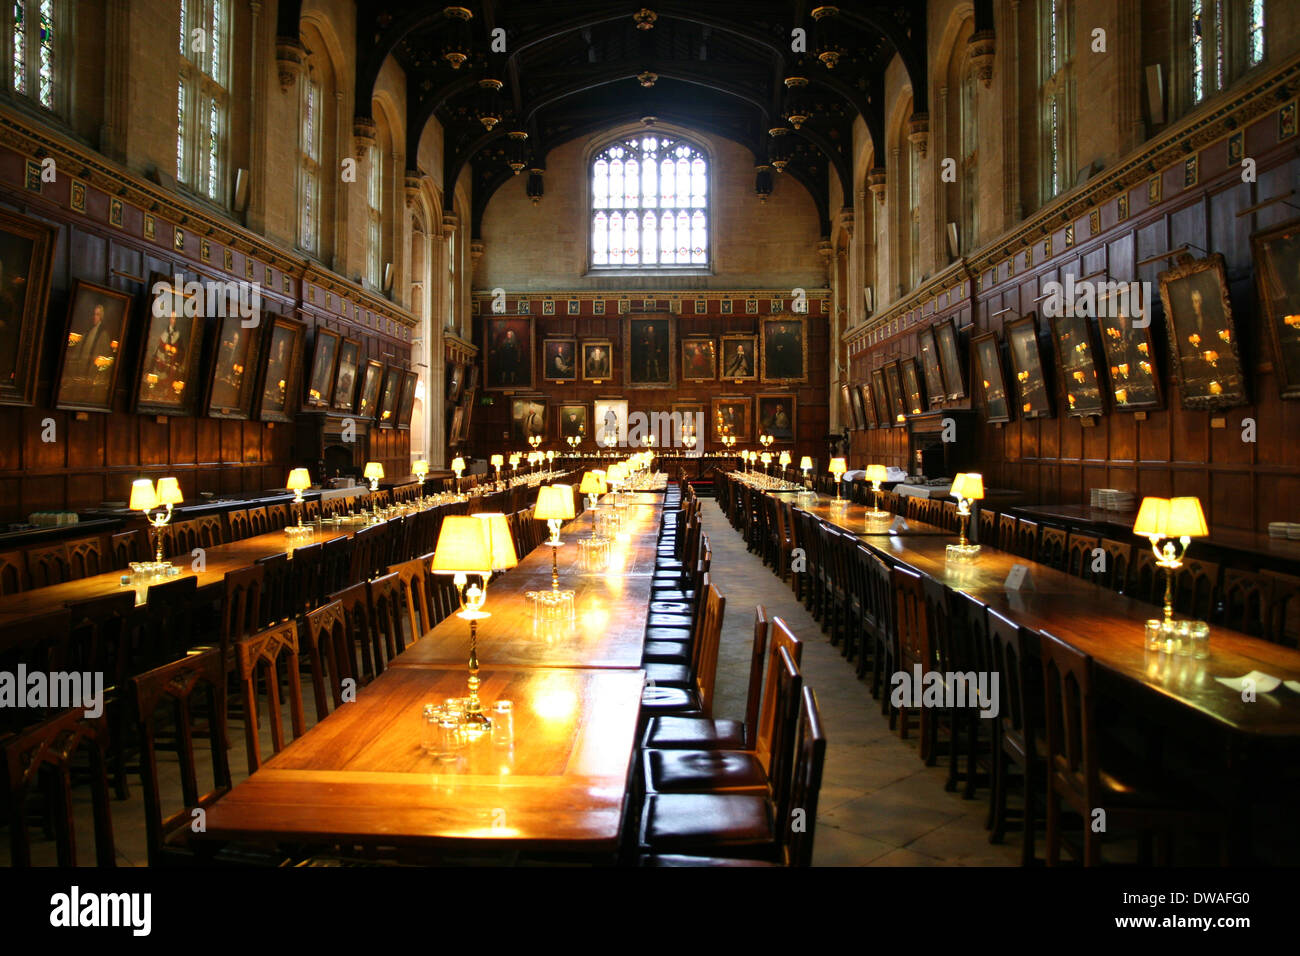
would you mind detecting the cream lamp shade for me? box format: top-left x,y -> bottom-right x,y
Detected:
363,462 -> 385,481
828,457 -> 847,476
474,512 -> 519,571
509,453 -> 521,467
579,471 -> 607,495
156,476 -> 183,506
451,456 -> 465,474
606,463 -> 627,484
412,459 -> 429,477
546,450 -> 555,460
951,472 -> 984,500
799,456 -> 813,471
286,468 -> 311,492
432,516 -> 493,574
129,479 -> 158,512
491,454 -> 504,468
779,451 -> 791,466
760,452 -> 772,465
535,484 -> 576,521
865,464 -> 888,484
1133,496 -> 1208,539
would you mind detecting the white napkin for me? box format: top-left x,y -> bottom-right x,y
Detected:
1215,671 -> 1283,693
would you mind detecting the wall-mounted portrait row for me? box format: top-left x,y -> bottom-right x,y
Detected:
853,243 -> 1300,429
499,394 -> 799,446
480,315 -> 811,390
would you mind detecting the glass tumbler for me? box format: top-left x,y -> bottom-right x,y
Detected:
492,700 -> 514,748
1144,619 -> 1164,652
1189,621 -> 1210,660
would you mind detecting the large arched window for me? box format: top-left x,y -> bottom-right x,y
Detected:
1039,0 -> 1074,202
1188,0 -> 1266,108
177,0 -> 230,203
590,134 -> 708,270
298,71 -> 323,254
7,0 -> 62,113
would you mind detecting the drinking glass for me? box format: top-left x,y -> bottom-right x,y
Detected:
1189,621 -> 1210,660
1144,619 -> 1164,652
492,700 -> 514,748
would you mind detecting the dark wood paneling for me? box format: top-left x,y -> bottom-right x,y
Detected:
846,92 -> 1300,534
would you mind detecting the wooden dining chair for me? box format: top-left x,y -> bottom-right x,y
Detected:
643,606 -> 772,751
66,591 -> 138,799
892,566 -> 929,750
109,529 -> 148,570
246,506 -> 271,537
1064,533 -> 1099,580
977,509 -> 997,546
321,535 -> 352,594
1173,557 -> 1220,620
255,552 -> 293,627
1262,569 -> 1300,647
195,514 -> 225,548
25,543 -> 70,588
220,565 -> 264,674
389,554 -> 435,644
637,646 -> 801,863
64,535 -> 106,579
1013,518 -> 1040,561
641,621 -> 803,800
130,648 -> 231,867
868,551 -> 895,707
329,581 -> 384,686
302,601 -> 356,720
640,580 -> 726,722
986,608 -> 1043,866
225,509 -> 250,541
140,576 -> 199,670
1095,538 -> 1134,593
1037,526 -> 1067,570
0,549 -> 28,594
1039,630 -> 1229,866
168,519 -> 200,559
997,512 -> 1019,551
368,571 -> 407,663
265,503 -> 289,531
949,589 -> 994,799
1216,568 -> 1268,637
2,707 -> 115,867
303,499 -> 322,522
349,523 -> 381,583
781,686 -> 827,867
234,621 -> 305,773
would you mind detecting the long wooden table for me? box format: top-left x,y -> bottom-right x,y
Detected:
394,493 -> 663,670
199,665 -> 644,856
769,485 -> 1300,740
194,490 -> 665,859
0,477 -> 578,630
0,523 -> 353,629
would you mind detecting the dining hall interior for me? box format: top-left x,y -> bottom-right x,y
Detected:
0,0 -> 1298,889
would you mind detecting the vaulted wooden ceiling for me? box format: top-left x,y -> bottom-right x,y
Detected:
288,3 -> 947,236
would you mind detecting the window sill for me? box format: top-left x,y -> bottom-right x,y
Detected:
583,267 -> 713,278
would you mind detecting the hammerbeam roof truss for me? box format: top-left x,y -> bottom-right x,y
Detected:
341,1 -> 937,237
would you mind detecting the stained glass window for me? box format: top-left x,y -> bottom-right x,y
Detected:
177,0 -> 229,202
12,2 -> 25,96
1247,0 -> 1264,67
1191,0 -> 1205,103
10,0 -> 59,110
36,0 -> 50,108
590,135 -> 708,269
1039,0 -> 1072,201
367,144 -> 383,288
299,77 -> 322,253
